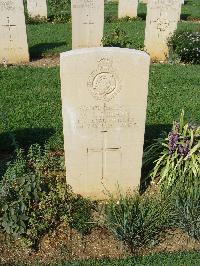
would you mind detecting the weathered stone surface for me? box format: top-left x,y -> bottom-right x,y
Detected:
27,0 -> 47,18
118,0 -> 138,18
144,0 -> 181,61
71,0 -> 104,49
60,47 -> 150,199
0,0 -> 29,64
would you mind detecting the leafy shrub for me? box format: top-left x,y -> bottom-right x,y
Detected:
26,15 -> 48,25
0,144 -> 94,247
150,111 -> 200,193
47,0 -> 71,22
70,196 -> 96,235
105,193 -> 171,251
168,30 -> 200,64
102,25 -> 132,48
173,179 -> 200,241
118,16 -> 142,23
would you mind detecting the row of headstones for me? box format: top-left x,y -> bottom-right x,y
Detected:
0,0 -> 184,65
117,0 -> 184,19
75,0 -> 183,61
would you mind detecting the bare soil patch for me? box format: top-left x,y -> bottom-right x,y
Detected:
1,226 -> 200,265
26,56 -> 60,67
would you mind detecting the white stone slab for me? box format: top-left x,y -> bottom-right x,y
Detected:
27,0 -> 47,18
60,47 -> 150,199
144,0 -> 181,61
0,0 -> 29,64
71,0 -> 104,49
118,0 -> 138,18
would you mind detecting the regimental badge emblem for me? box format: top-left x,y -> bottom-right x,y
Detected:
87,58 -> 121,102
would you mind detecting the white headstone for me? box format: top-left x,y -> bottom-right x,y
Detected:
60,47 -> 150,199
27,0 -> 47,18
118,0 -> 138,18
0,0 -> 29,64
144,0 -> 181,61
71,0 -> 104,49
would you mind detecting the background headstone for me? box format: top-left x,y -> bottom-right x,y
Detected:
140,0 -> 148,3
27,0 -> 47,18
71,0 -> 104,49
0,0 -> 29,64
144,0 -> 181,61
118,0 -> 138,19
60,47 -> 150,199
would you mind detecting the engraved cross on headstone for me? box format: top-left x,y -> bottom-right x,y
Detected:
87,130 -> 121,180
2,17 -> 16,43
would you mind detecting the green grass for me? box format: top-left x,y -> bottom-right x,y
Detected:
0,64 -> 199,151
59,252 -> 200,266
104,0 -> 200,20
25,0 -> 200,59
181,0 -> 200,20
27,23 -> 72,58
46,1 -> 200,22
27,21 -> 199,59
13,251 -> 200,265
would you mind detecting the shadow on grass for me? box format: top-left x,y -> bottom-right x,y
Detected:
29,42 -> 67,59
180,13 -> 191,21
0,127 -> 55,178
138,12 -> 146,21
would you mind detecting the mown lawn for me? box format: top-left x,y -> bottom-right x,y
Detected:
63,251 -> 200,266
104,0 -> 200,20
27,0 -> 200,59
47,0 -> 200,21
0,63 -> 199,151
27,21 -> 199,59
15,251 -> 200,266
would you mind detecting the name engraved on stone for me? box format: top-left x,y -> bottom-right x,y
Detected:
150,0 -> 180,9
0,0 -> 15,11
73,0 -> 95,9
87,58 -> 121,102
76,105 -> 136,129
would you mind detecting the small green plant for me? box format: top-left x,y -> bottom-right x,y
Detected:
70,196 -> 96,235
173,179 -> 200,241
105,193 -> 171,252
118,16 -> 142,23
150,111 -> 200,193
0,144 -> 94,248
102,25 -> 132,48
26,15 -> 48,25
47,0 -> 71,23
168,30 -> 200,64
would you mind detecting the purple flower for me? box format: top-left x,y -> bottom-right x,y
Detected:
168,132 -> 179,155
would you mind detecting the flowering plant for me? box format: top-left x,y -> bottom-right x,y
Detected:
168,30 -> 200,64
151,111 -> 200,192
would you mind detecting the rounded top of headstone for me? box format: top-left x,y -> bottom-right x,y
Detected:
60,47 -> 150,61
